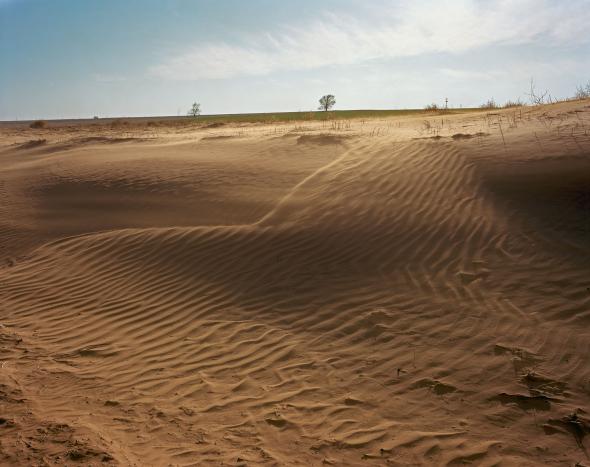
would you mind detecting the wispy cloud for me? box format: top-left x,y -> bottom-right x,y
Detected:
150,0 -> 590,81
439,68 -> 507,81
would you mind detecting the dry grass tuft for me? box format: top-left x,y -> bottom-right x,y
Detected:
110,119 -> 129,129
503,99 -> 524,108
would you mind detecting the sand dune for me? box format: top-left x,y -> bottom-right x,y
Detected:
1,101 -> 590,466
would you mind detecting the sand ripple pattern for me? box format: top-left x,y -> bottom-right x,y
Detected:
2,123 -> 590,465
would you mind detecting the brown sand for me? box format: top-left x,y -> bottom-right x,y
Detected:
1,101 -> 590,466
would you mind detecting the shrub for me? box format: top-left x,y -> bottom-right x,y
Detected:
424,103 -> 439,111
480,98 -> 498,109
29,120 -> 47,129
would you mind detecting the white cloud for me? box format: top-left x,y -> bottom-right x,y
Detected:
150,0 -> 590,81
439,68 -> 508,81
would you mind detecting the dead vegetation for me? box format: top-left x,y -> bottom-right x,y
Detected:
503,98 -> 524,108
480,98 -> 498,109
29,120 -> 47,129
575,81 -> 590,100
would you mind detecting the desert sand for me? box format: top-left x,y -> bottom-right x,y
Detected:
1,101 -> 589,466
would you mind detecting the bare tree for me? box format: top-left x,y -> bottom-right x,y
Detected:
188,102 -> 201,117
574,81 -> 590,99
318,94 -> 336,112
526,78 -> 549,105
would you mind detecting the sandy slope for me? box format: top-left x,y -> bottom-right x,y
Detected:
1,101 -> 590,466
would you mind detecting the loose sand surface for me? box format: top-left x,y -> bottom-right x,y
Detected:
1,101 -> 590,466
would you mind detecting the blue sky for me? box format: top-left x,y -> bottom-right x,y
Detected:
1,0 -> 589,120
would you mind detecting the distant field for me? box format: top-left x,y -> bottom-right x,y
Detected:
0,108 -> 487,128
181,108 -> 484,124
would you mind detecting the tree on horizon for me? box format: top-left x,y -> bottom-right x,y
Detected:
318,95 -> 336,111
188,102 -> 201,117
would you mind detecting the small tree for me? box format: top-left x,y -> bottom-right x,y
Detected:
188,102 -> 201,117
318,94 -> 336,112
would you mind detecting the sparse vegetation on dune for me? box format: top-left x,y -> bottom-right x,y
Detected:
481,98 -> 524,109
503,98 -> 524,108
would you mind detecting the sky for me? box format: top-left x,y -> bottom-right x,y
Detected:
1,0 -> 589,120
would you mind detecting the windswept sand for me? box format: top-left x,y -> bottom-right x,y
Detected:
1,101 -> 590,466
